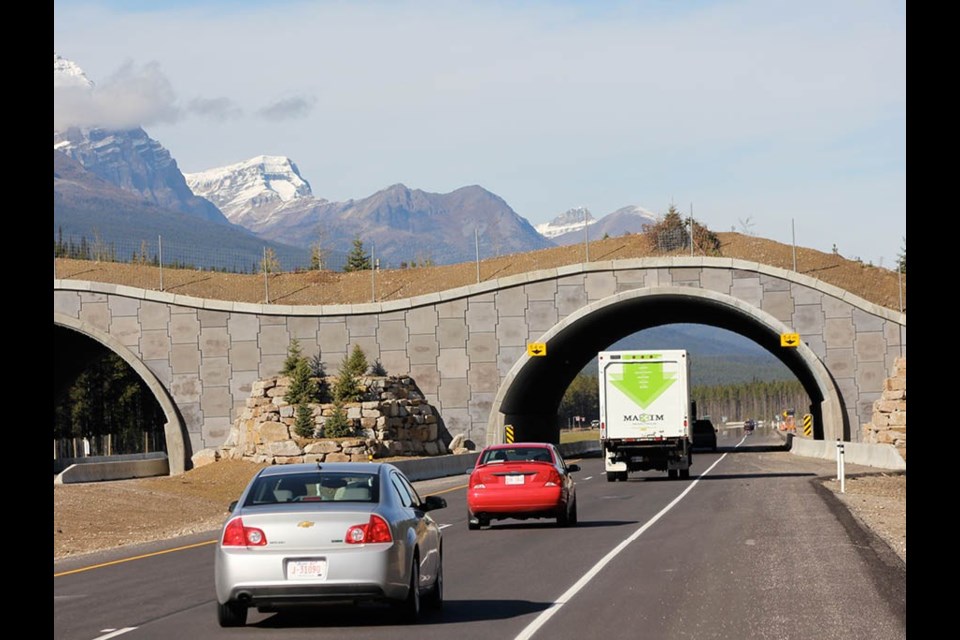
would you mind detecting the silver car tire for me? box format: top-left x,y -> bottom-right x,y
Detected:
217,600 -> 248,627
398,554 -> 421,623
424,553 -> 443,610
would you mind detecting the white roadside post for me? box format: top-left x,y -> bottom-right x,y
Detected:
836,440 -> 846,493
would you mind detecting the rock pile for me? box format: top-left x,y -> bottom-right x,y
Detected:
861,357 -> 906,460
192,374 -> 456,467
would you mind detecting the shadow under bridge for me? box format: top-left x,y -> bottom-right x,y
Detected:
494,288 -> 834,445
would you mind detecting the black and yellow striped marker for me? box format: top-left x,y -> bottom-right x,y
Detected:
802,414 -> 813,437
505,424 -> 515,443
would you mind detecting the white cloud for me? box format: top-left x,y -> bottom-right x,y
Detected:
53,0 -> 905,266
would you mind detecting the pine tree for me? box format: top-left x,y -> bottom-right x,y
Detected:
309,352 -> 331,402
369,358 -> 387,376
293,402 -> 316,438
345,344 -> 369,378
343,236 -> 372,272
322,401 -> 355,437
333,349 -> 363,402
897,236 -> 906,274
282,339 -> 304,376
286,359 -> 318,405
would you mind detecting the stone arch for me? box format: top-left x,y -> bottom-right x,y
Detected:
488,286 -> 845,445
53,312 -> 189,475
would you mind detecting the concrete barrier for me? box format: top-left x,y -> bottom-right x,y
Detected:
390,452 -> 480,482
55,455 -> 171,484
393,441 -> 602,482
52,440 -> 604,485
780,432 -> 906,471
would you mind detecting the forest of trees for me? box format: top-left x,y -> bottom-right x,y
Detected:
53,352 -> 166,459
558,372 -> 808,428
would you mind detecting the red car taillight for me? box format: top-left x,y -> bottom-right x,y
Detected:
221,517 -> 267,546
544,470 -> 562,487
345,514 -> 393,544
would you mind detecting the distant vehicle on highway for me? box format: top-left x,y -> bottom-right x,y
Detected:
744,419 -> 756,432
466,442 -> 579,529
691,419 -> 718,452
214,462 -> 447,626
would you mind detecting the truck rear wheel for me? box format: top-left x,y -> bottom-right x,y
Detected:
679,468 -> 690,479
668,469 -> 678,479
606,472 -> 618,482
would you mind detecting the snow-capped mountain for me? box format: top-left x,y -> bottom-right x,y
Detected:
184,156 -> 320,232
54,52 -> 93,88
53,52 -> 660,269
548,205 -> 658,246
53,52 -> 228,224
535,206 -> 596,239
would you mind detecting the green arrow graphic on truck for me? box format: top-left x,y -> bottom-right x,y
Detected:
609,362 -> 676,408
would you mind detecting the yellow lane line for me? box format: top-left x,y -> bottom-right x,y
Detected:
54,539 -> 217,577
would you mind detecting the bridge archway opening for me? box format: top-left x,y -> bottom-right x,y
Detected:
494,289 -> 844,445
54,317 -> 190,474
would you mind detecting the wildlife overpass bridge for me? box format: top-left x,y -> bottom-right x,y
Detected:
54,257 -> 906,475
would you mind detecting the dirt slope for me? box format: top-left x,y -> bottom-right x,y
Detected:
54,232 -> 905,312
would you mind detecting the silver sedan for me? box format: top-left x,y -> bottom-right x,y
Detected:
214,461 -> 447,626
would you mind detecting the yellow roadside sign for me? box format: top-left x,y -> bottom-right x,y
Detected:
527,342 -> 547,357
780,333 -> 800,347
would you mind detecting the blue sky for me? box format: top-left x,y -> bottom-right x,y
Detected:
54,0 -> 905,268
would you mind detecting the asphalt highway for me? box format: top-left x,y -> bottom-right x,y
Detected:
54,430 -> 905,640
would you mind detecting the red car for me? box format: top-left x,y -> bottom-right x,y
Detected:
466,442 -> 580,530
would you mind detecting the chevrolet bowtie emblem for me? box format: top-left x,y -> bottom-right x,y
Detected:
297,521 -> 315,528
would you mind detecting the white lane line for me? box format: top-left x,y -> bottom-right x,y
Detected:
514,454 -> 728,640
93,628 -> 138,640
582,475 -> 594,481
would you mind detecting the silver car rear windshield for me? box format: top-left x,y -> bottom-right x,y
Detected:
244,472 -> 379,506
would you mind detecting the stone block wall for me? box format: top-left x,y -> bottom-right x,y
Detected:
862,357 -> 906,460
192,375 -> 456,467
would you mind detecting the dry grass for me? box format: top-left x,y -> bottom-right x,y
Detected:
54,231 -> 905,312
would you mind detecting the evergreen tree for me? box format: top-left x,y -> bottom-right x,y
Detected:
281,339 -> 304,376
309,351 -> 326,378
309,352 -> 331,402
897,236 -> 906,274
645,205 -> 689,252
322,401 -> 355,437
369,358 -> 387,376
343,236 -> 372,272
286,359 -> 318,405
345,344 -> 369,378
333,350 -> 363,402
293,402 -> 316,438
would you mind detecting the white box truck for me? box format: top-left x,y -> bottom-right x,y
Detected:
598,349 -> 693,481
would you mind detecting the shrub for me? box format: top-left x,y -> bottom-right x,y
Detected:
369,358 -> 387,376
333,365 -> 362,402
282,339 -> 304,376
345,344 -> 369,378
293,402 -> 316,438
286,359 -> 318,405
323,401 -> 355,437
